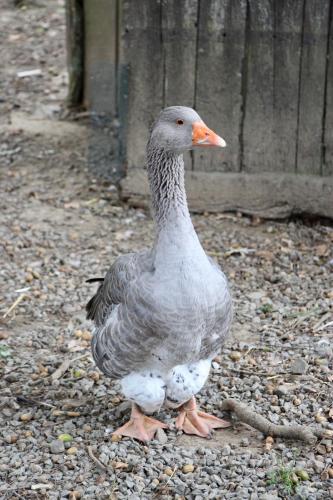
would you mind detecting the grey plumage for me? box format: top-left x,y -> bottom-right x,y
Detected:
87,107 -> 232,383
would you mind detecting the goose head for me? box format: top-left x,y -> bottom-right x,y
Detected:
149,106 -> 226,153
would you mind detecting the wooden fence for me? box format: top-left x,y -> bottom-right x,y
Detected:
67,0 -> 333,218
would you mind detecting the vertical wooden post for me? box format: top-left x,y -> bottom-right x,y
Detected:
65,0 -> 84,107
296,0 -> 330,175
194,0 -> 247,173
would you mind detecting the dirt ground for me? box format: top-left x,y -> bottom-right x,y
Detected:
0,1 -> 333,499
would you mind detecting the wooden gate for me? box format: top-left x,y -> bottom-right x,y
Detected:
66,0 -> 333,218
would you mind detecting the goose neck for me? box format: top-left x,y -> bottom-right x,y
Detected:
146,145 -> 190,227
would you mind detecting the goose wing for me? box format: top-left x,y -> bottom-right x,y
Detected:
86,251 -> 150,327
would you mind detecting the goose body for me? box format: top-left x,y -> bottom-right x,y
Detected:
87,107 -> 232,440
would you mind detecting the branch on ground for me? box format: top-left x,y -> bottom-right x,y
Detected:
221,399 -> 329,445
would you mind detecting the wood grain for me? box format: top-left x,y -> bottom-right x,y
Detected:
121,168 -> 333,219
296,0 -> 330,175
83,0 -> 117,113
272,0 -> 304,172
162,0 -> 198,108
162,0 -> 198,171
242,0 -> 274,173
323,3 -> 333,176
119,0 -> 164,169
194,0 -> 247,173
65,0 -> 84,107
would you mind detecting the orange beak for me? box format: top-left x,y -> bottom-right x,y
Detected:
192,121 -> 226,148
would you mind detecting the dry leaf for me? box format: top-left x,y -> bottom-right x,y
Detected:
112,461 -> 128,469
315,244 -> 329,257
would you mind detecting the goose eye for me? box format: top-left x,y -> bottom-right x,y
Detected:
176,119 -> 184,125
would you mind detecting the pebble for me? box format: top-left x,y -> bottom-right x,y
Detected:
289,358 -> 308,375
50,440 -> 65,454
156,427 -> 168,444
182,464 -> 195,473
67,447 -> 78,455
221,445 -> 231,456
296,469 -> 309,481
20,413 -> 32,422
229,351 -> 242,362
164,467 -> 174,476
4,434 -> 18,444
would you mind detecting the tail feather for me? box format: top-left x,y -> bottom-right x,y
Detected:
85,278 -> 104,321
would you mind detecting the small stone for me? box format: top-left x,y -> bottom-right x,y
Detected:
20,413 -> 32,422
229,351 -> 241,362
321,470 -> 330,480
182,464 -> 194,473
111,434 -> 122,442
275,385 -> 289,397
4,434 -> 18,444
68,491 -> 81,500
315,413 -> 327,424
316,444 -> 327,455
50,439 -> 65,454
265,436 -> 274,451
290,472 -> 299,484
289,358 -> 308,375
296,469 -> 309,481
156,427 -> 168,444
67,446 -> 78,455
221,445 -> 231,456
312,459 -> 325,473
88,371 -> 100,381
293,397 -> 301,406
265,384 -> 274,395
328,468 -> 333,478
81,330 -> 92,341
164,467 -> 174,476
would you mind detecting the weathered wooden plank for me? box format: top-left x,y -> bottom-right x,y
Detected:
272,0 -> 303,172
121,169 -> 333,219
83,0 -> 120,181
242,0 -> 274,172
162,0 -> 198,107
83,0 -> 117,113
194,0 -> 247,173
162,0 -> 198,172
297,0 -> 330,175
323,4 -> 333,176
119,0 -> 164,169
65,0 -> 84,107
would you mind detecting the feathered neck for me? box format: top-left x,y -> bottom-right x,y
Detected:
146,140 -> 191,228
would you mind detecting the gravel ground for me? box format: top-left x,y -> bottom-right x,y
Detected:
1,1 -> 333,499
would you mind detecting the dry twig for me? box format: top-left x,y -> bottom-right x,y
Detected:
221,398 -> 324,445
50,359 -> 71,383
87,445 -> 109,472
2,293 -> 27,318
50,354 -> 89,383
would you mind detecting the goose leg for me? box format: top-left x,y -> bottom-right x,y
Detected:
113,403 -> 167,442
176,396 -> 230,438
